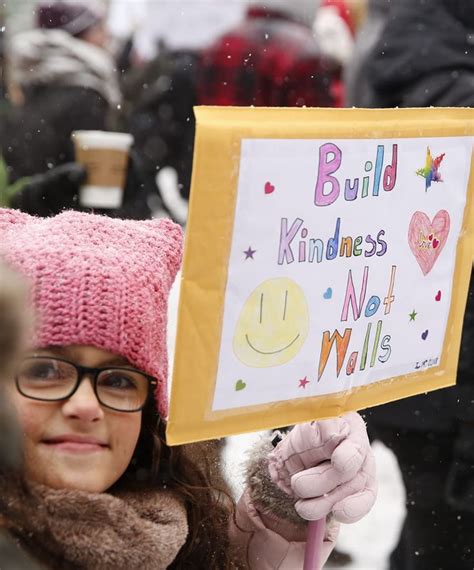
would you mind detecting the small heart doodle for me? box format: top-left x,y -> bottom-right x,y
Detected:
235,379 -> 247,391
435,290 -> 442,302
264,181 -> 275,195
323,287 -> 333,300
421,330 -> 429,341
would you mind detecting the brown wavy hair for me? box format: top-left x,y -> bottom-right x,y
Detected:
113,398 -> 247,569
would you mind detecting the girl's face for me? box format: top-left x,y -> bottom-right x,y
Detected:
8,346 -> 142,493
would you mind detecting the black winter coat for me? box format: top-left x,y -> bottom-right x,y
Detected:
0,85 -> 108,183
368,0 -> 474,109
363,0 -> 474,431
122,50 -> 198,200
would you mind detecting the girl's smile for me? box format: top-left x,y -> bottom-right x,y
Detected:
41,434 -> 109,453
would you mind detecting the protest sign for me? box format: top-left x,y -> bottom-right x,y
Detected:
167,107 -> 474,445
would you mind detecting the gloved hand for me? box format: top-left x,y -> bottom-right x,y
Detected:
268,412 -> 377,524
10,163 -> 85,217
9,150 -> 164,220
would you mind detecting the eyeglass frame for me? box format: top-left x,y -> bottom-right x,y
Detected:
15,355 -> 158,413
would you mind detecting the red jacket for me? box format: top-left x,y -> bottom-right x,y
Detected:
197,7 -> 337,108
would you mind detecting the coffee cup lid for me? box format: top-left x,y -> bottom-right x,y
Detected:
72,130 -> 134,150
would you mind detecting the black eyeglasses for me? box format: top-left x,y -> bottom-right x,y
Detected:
16,356 -> 157,413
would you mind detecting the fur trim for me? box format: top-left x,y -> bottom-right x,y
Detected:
244,435 -> 303,526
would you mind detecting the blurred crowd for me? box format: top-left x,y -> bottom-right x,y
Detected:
0,0 -> 362,220
0,1 -> 473,569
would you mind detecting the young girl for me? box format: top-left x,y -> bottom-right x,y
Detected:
0,208 -> 376,569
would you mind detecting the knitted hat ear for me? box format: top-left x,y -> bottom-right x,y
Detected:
146,218 -> 184,290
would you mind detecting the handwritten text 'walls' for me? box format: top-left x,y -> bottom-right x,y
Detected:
279,142 -> 399,382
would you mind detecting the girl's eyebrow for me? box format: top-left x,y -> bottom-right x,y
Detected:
30,348 -> 130,367
30,347 -> 66,357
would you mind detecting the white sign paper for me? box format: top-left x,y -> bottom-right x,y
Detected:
212,137 -> 473,411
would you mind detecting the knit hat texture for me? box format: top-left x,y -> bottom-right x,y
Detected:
0,209 -> 183,418
37,1 -> 103,37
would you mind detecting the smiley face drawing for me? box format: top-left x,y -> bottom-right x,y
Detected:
233,277 -> 309,368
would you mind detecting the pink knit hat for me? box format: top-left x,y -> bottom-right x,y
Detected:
0,209 -> 183,418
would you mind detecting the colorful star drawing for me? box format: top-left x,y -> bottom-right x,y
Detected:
244,246 -> 256,259
299,377 -> 310,388
416,147 -> 445,191
409,310 -> 417,322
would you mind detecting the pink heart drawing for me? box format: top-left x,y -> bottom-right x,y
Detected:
408,210 -> 450,275
264,181 -> 275,195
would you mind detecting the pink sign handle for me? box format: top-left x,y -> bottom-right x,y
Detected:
303,519 -> 326,570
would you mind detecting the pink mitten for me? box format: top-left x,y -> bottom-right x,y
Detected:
268,412 -> 377,524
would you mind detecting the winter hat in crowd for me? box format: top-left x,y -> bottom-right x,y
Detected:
249,0 -> 321,27
0,209 -> 183,418
37,1 -> 104,37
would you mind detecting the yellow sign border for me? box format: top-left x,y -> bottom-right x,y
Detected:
167,107 -> 474,445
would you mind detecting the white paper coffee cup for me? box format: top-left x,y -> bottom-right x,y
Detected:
72,130 -> 134,208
